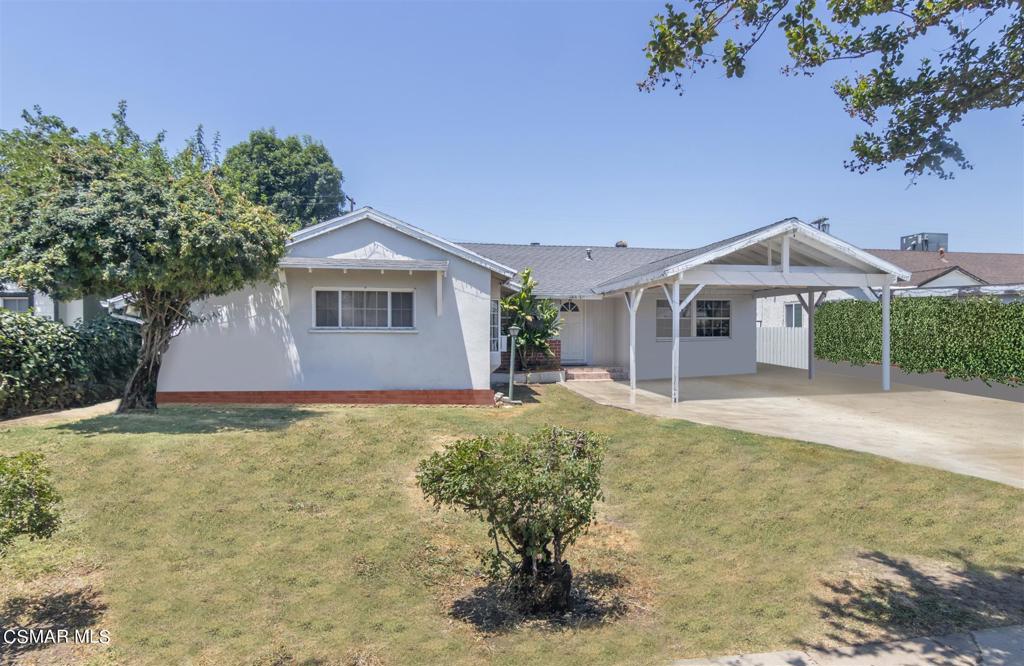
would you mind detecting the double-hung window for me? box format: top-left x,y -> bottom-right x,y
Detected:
695,300 -> 730,337
655,300 -> 692,339
0,296 -> 30,313
656,298 -> 731,338
313,289 -> 415,330
784,303 -> 803,328
489,300 -> 501,352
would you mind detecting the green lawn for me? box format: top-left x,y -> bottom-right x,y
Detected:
1,385 -> 1021,665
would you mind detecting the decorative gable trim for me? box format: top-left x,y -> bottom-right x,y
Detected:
287,207 -> 517,278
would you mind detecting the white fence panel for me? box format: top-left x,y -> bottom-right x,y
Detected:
757,327 -> 808,369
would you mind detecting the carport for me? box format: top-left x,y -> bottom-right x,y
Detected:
566,364 -> 1024,488
594,220 -> 911,402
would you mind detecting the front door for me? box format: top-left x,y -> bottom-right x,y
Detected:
558,301 -> 585,365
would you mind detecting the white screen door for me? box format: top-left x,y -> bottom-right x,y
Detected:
558,301 -> 585,364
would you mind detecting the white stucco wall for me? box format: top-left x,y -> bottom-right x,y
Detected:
158,219 -> 496,392
611,289 -> 757,379
59,298 -> 84,325
584,298 -> 618,366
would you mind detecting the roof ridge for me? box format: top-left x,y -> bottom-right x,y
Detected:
460,241 -> 688,251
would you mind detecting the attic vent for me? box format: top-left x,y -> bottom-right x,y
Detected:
530,242 -> 540,246
615,240 -> 628,248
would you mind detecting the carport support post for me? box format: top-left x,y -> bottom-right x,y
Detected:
882,282 -> 891,391
624,288 -> 645,395
670,282 -> 680,403
807,289 -> 815,381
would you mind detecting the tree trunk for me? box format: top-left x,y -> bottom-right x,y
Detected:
512,556 -> 573,613
117,299 -> 184,413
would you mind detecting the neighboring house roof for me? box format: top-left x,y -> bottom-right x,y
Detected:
460,243 -> 684,298
909,265 -> 986,288
864,249 -> 1024,287
288,207 -> 518,279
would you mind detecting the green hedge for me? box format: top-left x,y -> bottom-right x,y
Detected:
815,296 -> 1024,386
0,311 -> 141,418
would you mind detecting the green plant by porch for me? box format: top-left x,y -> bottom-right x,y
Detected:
500,268 -> 561,370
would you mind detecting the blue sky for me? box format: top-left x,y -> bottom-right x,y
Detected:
2,1 -> 1021,252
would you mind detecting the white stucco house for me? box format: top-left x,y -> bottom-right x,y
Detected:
156,207 -> 910,405
0,282 -> 100,324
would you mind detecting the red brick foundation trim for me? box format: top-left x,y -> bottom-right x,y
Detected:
156,389 -> 495,406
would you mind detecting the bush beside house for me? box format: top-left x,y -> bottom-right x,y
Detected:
815,296 -> 1024,386
0,311 -> 141,418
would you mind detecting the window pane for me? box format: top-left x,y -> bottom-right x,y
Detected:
391,292 -> 413,328
656,317 -> 673,338
3,297 -> 29,313
657,298 -> 694,337
341,291 -> 355,326
370,291 -> 388,326
315,291 -> 339,327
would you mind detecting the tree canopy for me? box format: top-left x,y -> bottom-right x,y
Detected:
222,129 -> 346,230
642,1 -> 1023,179
0,103 -> 287,411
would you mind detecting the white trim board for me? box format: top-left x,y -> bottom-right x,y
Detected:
287,207 -> 517,279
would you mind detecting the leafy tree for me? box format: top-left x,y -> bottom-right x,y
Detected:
0,453 -> 60,557
222,129 -> 346,230
641,1 -> 1023,179
0,104 -> 287,412
500,268 -> 561,370
417,426 -> 606,612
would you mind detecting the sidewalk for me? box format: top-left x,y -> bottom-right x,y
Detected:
671,625 -> 1023,666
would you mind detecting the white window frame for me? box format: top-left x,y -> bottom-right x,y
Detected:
785,302 -> 803,328
490,299 -> 501,352
694,299 -> 732,338
310,287 -> 416,332
655,298 -> 732,340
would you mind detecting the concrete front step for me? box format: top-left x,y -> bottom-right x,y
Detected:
565,367 -> 626,381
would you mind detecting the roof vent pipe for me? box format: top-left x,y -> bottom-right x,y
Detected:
585,248 -> 593,261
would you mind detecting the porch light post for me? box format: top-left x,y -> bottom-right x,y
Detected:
507,324 -> 520,400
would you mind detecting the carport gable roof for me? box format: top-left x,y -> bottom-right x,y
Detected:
287,207 -> 518,279
594,219 -> 911,293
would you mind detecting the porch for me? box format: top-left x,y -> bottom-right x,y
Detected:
565,364 -> 1024,488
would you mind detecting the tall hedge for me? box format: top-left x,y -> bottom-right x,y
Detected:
815,296 -> 1024,386
0,312 -> 141,418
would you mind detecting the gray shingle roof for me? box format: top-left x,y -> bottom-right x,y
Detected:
460,243 -> 685,297
590,219 -> 796,291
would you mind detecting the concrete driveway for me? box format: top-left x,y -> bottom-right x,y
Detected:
566,364 -> 1024,488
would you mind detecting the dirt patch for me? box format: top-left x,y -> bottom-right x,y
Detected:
807,550 -> 1024,649
0,564 -> 110,665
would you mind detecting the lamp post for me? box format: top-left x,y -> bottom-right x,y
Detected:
507,324 -> 520,401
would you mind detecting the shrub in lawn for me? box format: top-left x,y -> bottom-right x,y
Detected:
0,452 -> 61,556
417,425 -> 605,612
